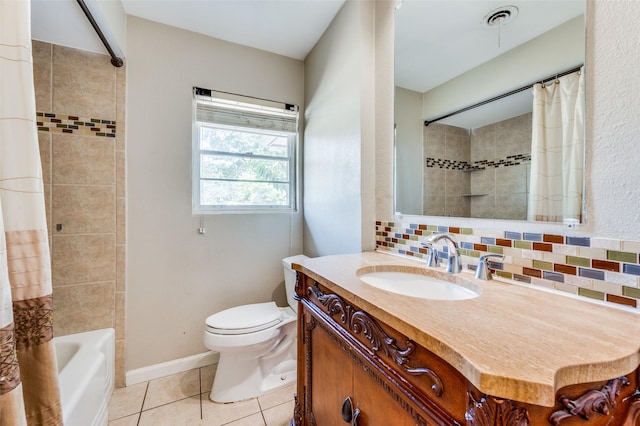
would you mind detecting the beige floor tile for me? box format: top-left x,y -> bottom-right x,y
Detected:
262,400 -> 295,426
108,413 -> 140,426
257,383 -> 295,411
108,381 -> 148,420
143,369 -> 201,410
201,394 -> 261,426
138,395 -> 201,426
200,364 -> 217,394
223,412 -> 266,426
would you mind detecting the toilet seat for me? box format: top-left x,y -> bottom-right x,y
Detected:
205,302 -> 283,335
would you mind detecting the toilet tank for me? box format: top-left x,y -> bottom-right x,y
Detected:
282,255 -> 309,312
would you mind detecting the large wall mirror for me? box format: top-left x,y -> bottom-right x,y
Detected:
394,0 -> 586,222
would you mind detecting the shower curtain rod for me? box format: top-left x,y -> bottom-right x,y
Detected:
76,0 -> 124,67
424,65 -> 583,126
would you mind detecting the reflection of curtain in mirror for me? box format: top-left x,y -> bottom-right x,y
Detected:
528,68 -> 585,222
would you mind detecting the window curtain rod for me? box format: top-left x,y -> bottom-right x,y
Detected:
76,0 -> 124,67
424,65 -> 583,127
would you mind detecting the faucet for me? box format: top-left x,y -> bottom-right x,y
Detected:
426,233 -> 461,273
420,242 -> 439,267
475,253 -> 504,280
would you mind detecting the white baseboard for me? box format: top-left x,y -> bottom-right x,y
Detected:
125,351 -> 219,387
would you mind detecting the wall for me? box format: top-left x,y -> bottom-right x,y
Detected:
126,17 -> 304,371
420,115 -> 531,219
394,87 -> 423,215
32,41 -> 127,386
423,124 -> 471,217
423,15 -> 585,120
469,113 -> 531,220
303,0 -> 394,257
587,0 -> 640,240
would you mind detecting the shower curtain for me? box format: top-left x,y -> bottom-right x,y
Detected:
0,1 -> 63,425
528,68 -> 585,223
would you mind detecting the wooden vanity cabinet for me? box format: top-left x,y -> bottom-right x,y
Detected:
292,273 -> 465,425
291,271 -> 640,426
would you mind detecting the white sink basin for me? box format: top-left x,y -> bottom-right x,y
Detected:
358,270 -> 481,301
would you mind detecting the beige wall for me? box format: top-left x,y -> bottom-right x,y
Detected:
394,87 -> 423,215
125,16 -> 304,370
303,0 -> 394,257
33,41 -> 127,387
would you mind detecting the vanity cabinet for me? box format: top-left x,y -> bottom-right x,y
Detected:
291,270 -> 640,426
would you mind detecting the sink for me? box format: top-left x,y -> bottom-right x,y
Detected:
357,269 -> 481,301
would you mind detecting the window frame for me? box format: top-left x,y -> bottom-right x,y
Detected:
192,89 -> 299,214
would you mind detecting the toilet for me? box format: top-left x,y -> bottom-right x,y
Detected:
203,254 -> 308,403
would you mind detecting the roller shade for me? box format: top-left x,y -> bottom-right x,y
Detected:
194,87 -> 298,133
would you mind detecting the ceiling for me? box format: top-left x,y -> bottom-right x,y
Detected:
30,0 -> 346,60
395,0 -> 585,94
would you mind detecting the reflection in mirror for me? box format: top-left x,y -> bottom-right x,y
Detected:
394,0 -> 585,222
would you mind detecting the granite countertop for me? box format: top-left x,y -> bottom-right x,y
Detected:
293,251 -> 640,407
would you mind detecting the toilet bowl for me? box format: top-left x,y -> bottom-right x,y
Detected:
203,254 -> 308,403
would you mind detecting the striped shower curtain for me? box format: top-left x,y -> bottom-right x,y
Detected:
0,1 -> 63,425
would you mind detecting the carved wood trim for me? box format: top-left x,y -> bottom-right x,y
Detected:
304,314 -> 317,426
622,401 -> 640,426
307,284 -> 444,398
622,371 -> 640,426
548,377 -> 630,425
294,272 -> 302,301
292,392 -> 302,426
466,393 -> 530,426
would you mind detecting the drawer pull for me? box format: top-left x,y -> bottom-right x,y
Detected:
341,396 -> 360,425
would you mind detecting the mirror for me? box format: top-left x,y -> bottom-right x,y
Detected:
394,0 -> 585,221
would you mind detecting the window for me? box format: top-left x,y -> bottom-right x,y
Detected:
192,88 -> 298,213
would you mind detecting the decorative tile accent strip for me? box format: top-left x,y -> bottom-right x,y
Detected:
425,153 -> 530,171
36,112 -> 116,138
375,220 -> 640,311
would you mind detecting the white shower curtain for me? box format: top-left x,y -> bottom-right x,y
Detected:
0,1 -> 63,424
528,68 -> 585,223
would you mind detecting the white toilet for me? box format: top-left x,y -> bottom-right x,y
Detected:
203,254 -> 307,403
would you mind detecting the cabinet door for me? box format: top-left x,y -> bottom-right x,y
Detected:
352,361 -> 425,426
308,311 -> 354,425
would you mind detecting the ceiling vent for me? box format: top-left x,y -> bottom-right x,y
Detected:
482,5 -> 519,29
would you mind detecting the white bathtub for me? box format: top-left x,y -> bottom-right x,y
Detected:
54,328 -> 115,426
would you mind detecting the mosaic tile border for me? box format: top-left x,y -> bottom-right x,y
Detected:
426,154 -> 530,171
36,112 -> 116,138
375,220 -> 640,310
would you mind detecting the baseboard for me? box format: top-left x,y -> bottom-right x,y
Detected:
125,351 -> 219,387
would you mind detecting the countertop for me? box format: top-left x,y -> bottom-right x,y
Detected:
293,251 -> 640,407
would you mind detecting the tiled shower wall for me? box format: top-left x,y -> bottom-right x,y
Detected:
423,123 -> 471,217
424,113 -> 531,220
376,220 -> 640,310
32,41 -> 127,387
469,113 -> 531,220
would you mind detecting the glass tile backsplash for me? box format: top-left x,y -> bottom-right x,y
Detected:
376,220 -> 640,310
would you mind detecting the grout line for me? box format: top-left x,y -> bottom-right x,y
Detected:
140,394 -> 201,413
136,382 -> 149,426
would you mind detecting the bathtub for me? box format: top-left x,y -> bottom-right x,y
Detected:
54,328 -> 115,426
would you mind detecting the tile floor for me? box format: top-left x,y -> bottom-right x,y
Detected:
107,364 -> 295,426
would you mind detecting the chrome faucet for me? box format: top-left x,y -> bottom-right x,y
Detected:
420,241 -> 439,267
426,233 -> 461,273
475,253 -> 504,280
